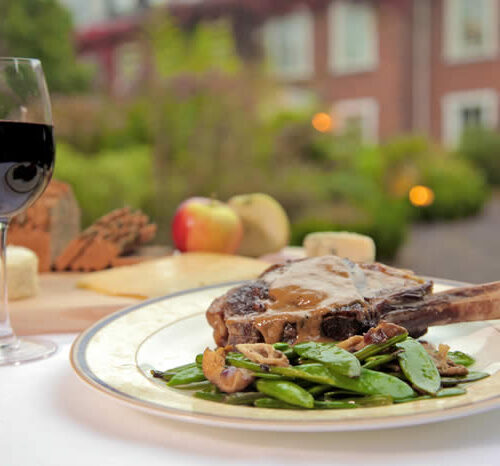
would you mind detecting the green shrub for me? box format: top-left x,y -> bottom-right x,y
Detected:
54,144 -> 154,227
459,127 -> 500,185
415,158 -> 489,220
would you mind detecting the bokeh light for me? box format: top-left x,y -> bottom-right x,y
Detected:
409,185 -> 435,207
312,112 -> 333,133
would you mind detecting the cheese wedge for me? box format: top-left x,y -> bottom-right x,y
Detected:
303,232 -> 376,262
7,246 -> 39,300
77,252 -> 270,299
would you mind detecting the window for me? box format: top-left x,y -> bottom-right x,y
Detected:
444,0 -> 498,62
329,0 -> 378,74
59,0 -> 109,27
442,89 -> 498,146
114,42 -> 142,94
262,9 -> 314,80
333,98 -> 379,142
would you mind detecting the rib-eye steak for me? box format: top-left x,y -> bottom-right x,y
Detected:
206,256 -> 500,346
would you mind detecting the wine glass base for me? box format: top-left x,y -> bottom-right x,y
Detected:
0,337 -> 57,366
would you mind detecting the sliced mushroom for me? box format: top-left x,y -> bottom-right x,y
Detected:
202,347 -> 255,393
420,342 -> 469,377
235,343 -> 290,367
336,335 -> 365,352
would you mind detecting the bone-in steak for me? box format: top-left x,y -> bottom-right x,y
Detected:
206,256 -> 433,346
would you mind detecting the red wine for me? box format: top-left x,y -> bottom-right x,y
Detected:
0,121 -> 55,218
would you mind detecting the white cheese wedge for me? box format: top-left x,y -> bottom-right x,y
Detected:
6,246 -> 39,300
303,232 -> 376,263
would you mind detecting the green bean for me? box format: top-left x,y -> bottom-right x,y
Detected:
440,371 -> 490,387
362,352 -> 400,370
323,390 -> 365,399
396,338 -> 441,395
194,391 -> 225,402
446,351 -> 475,367
256,379 -> 315,409
150,362 -> 197,381
227,356 -> 331,384
313,400 -> 358,409
195,353 -> 204,366
171,380 -> 213,390
167,366 -> 206,386
254,398 -> 304,409
394,386 -> 466,403
272,343 -> 291,351
294,342 -> 361,378
225,392 -> 267,405
354,332 -> 408,360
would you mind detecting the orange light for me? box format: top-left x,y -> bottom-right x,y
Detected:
409,185 -> 435,207
312,112 -> 333,133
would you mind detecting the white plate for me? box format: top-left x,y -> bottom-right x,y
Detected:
70,279 -> 500,432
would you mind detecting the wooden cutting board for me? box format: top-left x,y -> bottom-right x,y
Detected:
9,273 -> 140,335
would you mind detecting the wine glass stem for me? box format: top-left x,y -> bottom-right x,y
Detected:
0,220 -> 16,348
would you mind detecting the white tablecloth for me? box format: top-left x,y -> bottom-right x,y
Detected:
2,333 -> 499,466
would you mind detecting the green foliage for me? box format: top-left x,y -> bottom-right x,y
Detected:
148,14 -> 240,78
54,144 -> 154,227
459,127 -> 500,185
0,0 -> 91,93
416,158 -> 489,221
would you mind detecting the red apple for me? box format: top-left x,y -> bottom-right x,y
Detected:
172,197 -> 243,253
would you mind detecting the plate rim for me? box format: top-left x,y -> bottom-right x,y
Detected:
70,277 -> 500,432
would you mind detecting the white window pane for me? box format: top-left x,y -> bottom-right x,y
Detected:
263,9 -> 314,80
444,0 -> 498,62
442,89 -> 498,146
329,1 -> 378,74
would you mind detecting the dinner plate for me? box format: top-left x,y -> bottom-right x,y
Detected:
70,279 -> 500,432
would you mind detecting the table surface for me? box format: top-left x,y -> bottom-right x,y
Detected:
2,333 -> 500,466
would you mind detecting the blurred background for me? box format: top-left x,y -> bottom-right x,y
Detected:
1,0 -> 499,282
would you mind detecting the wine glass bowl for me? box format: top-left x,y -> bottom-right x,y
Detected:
0,57 -> 57,365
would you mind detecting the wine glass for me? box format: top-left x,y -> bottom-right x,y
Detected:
0,58 -> 56,365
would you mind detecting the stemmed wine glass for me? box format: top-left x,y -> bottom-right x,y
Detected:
0,58 -> 56,365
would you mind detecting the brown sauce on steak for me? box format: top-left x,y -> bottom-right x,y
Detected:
206,256 -> 431,346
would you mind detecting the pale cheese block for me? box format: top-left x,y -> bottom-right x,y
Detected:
77,252 -> 270,299
6,246 -> 39,300
303,232 -> 376,262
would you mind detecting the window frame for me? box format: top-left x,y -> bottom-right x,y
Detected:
441,89 -> 498,146
262,8 -> 315,80
333,97 -> 379,142
443,0 -> 499,64
328,0 -> 379,75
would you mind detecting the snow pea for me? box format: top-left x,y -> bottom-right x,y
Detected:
316,395 -> 393,408
394,386 -> 467,403
396,338 -> 441,395
296,364 -> 415,400
294,341 -> 361,378
167,366 -> 206,386
440,371 -> 490,387
362,351 -> 401,370
446,351 -> 475,367
256,379 -> 315,408
354,332 -> 408,360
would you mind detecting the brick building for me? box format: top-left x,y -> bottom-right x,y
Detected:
66,0 -> 500,146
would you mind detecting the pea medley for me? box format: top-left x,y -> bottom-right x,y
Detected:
151,330 -> 489,410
